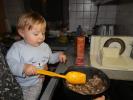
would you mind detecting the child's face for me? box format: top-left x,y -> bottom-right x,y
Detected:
21,24 -> 45,47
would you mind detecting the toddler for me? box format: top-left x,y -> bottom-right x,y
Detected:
6,11 -> 66,100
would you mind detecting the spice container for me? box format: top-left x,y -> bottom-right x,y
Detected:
75,36 -> 85,66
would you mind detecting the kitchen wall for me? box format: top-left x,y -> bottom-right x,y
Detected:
116,0 -> 133,36
69,0 -> 117,34
3,0 -> 68,31
2,0 -> 117,34
2,0 -> 133,36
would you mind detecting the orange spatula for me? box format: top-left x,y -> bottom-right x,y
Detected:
37,69 -> 86,84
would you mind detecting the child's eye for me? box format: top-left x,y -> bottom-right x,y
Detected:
33,33 -> 39,36
32,32 -> 39,36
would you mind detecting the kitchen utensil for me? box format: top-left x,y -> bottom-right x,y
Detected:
37,69 -> 86,84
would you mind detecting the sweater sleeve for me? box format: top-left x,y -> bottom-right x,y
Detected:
6,44 -> 24,77
47,46 -> 60,64
49,52 -> 60,64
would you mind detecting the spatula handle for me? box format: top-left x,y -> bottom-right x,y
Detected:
37,69 -> 66,79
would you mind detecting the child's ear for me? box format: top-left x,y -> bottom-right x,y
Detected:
18,29 -> 24,37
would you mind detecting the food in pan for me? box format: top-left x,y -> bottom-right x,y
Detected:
65,75 -> 106,95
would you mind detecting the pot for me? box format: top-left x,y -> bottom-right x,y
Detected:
62,66 -> 110,99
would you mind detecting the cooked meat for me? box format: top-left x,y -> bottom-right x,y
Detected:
65,75 -> 106,95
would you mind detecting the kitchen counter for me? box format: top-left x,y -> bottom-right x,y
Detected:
40,40 -> 90,100
40,38 -> 133,100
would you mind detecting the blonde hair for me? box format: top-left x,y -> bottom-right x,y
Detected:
17,11 -> 46,31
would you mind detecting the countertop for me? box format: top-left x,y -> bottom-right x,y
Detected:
40,40 -> 90,100
40,38 -> 133,100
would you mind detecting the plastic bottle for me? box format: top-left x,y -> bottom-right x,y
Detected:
76,25 -> 83,36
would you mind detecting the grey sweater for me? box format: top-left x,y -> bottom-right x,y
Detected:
6,40 -> 60,86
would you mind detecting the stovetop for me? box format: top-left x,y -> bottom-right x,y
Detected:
51,79 -> 133,100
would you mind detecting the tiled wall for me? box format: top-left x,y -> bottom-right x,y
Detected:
3,0 -> 118,35
97,5 -> 116,25
69,0 -> 117,34
69,0 -> 97,32
116,1 -> 133,36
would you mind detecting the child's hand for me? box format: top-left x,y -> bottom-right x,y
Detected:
59,52 -> 67,63
23,64 -> 37,76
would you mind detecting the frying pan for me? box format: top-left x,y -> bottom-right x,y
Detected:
62,66 -> 110,98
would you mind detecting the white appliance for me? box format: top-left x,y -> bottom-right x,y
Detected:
90,36 -> 133,81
